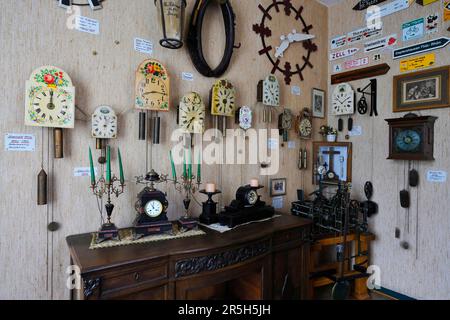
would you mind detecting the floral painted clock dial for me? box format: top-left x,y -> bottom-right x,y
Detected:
332,83 -> 355,116
135,59 -> 170,112
211,79 -> 236,117
239,106 -> 253,131
25,66 -> 75,128
253,0 -> 317,85
92,106 -> 118,139
179,92 -> 206,134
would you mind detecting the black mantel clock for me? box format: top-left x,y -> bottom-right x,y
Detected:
218,185 -> 275,228
134,170 -> 173,239
386,114 -> 437,161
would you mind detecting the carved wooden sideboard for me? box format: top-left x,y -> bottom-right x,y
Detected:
67,215 -> 312,300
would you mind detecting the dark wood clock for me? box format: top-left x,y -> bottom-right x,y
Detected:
386,114 -> 437,161
252,0 -> 317,85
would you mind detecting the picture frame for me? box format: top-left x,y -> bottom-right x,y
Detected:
312,142 -> 353,185
393,66 -> 450,113
312,88 -> 326,118
269,178 -> 287,197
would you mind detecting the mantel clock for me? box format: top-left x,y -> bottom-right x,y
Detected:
386,114 -> 437,161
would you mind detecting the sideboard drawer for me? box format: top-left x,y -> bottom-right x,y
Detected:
272,228 -> 305,247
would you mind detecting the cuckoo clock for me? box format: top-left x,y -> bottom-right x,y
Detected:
252,0 -> 318,85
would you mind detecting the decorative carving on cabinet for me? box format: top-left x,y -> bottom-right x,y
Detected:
83,278 -> 101,298
174,241 -> 270,278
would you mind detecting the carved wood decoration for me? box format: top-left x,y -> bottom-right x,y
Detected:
331,63 -> 390,84
252,0 -> 317,85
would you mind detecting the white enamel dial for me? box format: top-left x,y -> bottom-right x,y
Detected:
247,190 -> 258,205
332,83 -> 355,116
179,92 -> 205,133
145,200 -> 163,218
263,75 -> 280,107
92,106 -> 117,139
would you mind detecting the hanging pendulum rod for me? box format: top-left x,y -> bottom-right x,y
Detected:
38,128 -> 48,206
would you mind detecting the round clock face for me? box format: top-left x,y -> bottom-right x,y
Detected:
29,86 -> 74,128
253,1 -> 317,85
239,106 -> 253,130
211,80 -> 236,116
318,165 -> 327,175
299,118 -> 312,137
247,190 -> 258,205
332,83 -> 354,116
92,106 -> 117,139
179,93 -> 205,133
145,200 -> 163,218
263,76 -> 280,107
327,171 -> 336,180
138,77 -> 169,110
395,130 -> 421,152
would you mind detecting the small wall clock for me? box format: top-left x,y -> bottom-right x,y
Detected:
257,75 -> 280,107
179,92 -> 206,134
92,106 -> 117,139
135,59 -> 170,112
278,108 -> 293,142
210,79 -> 236,117
332,83 -> 355,116
297,108 -> 313,140
253,0 -> 318,85
239,106 -> 253,131
386,114 -> 437,161
25,66 -> 75,128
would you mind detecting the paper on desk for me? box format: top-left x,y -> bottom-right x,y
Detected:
199,215 -> 281,234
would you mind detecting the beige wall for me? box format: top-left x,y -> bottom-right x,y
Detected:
328,0 -> 450,299
0,0 -> 328,299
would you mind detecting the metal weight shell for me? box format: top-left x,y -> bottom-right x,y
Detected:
54,128 -> 64,159
37,169 -> 48,206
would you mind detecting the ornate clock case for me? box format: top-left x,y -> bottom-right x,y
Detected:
257,75 -> 280,107
179,92 -> 206,134
135,59 -> 170,112
218,185 -> 275,228
210,79 -> 236,117
25,66 -> 75,128
332,83 -> 355,116
386,114 -> 437,161
252,0 -> 317,85
92,105 -> 117,139
297,108 -> 313,139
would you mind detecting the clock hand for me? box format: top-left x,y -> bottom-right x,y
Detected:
287,29 -> 316,43
275,35 -> 290,58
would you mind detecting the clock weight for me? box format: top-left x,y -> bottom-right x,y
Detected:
37,169 -> 48,206
54,128 -> 64,159
138,111 -> 146,141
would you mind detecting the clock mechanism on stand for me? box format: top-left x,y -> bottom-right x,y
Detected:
218,180 -> 275,228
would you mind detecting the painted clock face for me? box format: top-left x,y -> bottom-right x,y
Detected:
247,190 -> 258,205
179,92 -> 206,134
253,1 -> 318,85
298,108 -> 312,139
25,66 -> 75,128
263,75 -> 280,107
145,200 -> 163,218
239,106 -> 253,130
92,106 -> 117,139
135,59 -> 170,111
281,109 -> 293,129
332,83 -> 355,116
395,129 -> 422,152
211,79 -> 236,117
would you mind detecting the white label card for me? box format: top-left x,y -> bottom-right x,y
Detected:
272,196 -> 284,209
74,167 -> 99,177
329,48 -> 359,61
291,86 -> 301,96
402,18 -> 424,42
268,138 -> 279,150
364,34 -> 398,53
134,38 -> 153,55
75,16 -> 100,35
348,126 -> 363,137
331,35 -> 347,49
181,72 -> 194,81
427,170 -> 447,183
287,141 -> 296,149
5,133 -> 35,152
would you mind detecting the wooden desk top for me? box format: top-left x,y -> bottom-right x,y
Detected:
67,214 -> 312,275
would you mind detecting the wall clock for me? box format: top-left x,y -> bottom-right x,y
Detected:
179,92 -> 206,134
135,59 -> 170,112
386,114 -> 437,161
297,108 -> 313,140
278,108 -> 293,142
257,75 -> 280,107
332,83 -> 355,116
253,0 -> 318,85
92,106 -> 117,140
210,79 -> 236,116
239,106 -> 253,131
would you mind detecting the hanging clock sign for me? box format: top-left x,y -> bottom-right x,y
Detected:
92,106 -> 117,139
25,66 -> 75,128
135,59 -> 170,112
179,92 -> 206,134
252,0 -> 318,85
210,79 -> 236,117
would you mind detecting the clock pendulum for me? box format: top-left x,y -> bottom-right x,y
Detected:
257,75 -> 280,123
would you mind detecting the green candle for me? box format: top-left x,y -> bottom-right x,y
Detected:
197,150 -> 201,183
118,148 -> 124,185
89,147 -> 95,186
188,148 -> 192,180
183,152 -> 187,179
169,151 -> 177,182
106,146 -> 111,185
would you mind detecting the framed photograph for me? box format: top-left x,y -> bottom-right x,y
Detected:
270,178 -> 287,197
393,66 -> 450,112
312,88 -> 326,118
312,142 -> 353,185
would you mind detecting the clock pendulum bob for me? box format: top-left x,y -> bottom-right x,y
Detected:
199,190 -> 222,225
177,198 -> 199,231
53,128 -> 64,159
97,203 -> 120,243
218,185 -> 275,228
37,169 -> 48,206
